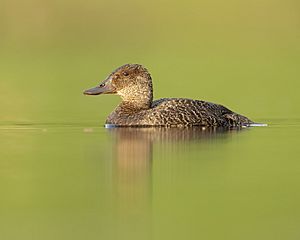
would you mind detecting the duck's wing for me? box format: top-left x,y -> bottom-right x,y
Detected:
148,98 -> 231,126
197,100 -> 233,115
152,98 -> 233,115
149,98 -> 251,126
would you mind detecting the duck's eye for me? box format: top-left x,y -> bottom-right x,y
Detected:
99,83 -> 105,88
123,72 -> 129,76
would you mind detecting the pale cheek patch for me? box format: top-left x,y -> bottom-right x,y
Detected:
117,87 -> 131,98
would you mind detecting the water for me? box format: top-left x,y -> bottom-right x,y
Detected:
0,120 -> 299,240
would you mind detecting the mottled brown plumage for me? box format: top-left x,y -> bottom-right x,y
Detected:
84,64 -> 253,127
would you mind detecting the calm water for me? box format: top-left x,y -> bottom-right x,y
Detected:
0,120 -> 299,240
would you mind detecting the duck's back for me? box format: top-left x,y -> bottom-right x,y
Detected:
146,98 -> 252,127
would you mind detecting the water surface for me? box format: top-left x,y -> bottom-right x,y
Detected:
0,120 -> 299,240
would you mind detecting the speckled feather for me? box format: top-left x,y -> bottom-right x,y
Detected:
85,64 -> 253,127
106,98 -> 252,127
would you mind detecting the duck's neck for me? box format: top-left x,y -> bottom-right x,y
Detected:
118,77 -> 153,111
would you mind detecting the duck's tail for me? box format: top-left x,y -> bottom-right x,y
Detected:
223,113 -> 267,127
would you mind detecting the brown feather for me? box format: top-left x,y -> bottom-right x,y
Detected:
90,64 -> 253,127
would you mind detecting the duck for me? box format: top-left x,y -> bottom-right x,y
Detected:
83,64 -> 253,127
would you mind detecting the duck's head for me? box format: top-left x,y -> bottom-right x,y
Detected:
84,64 -> 153,108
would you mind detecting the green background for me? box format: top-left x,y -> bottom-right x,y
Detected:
1,1 -> 300,240
1,0 -> 299,123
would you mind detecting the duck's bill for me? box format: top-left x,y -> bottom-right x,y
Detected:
84,86 -> 104,95
83,85 -> 116,95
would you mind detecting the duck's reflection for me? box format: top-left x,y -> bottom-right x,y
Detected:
109,126 -> 238,142
109,127 -> 240,187
107,127 -> 242,239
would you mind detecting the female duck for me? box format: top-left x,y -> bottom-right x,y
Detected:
84,64 -> 253,127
